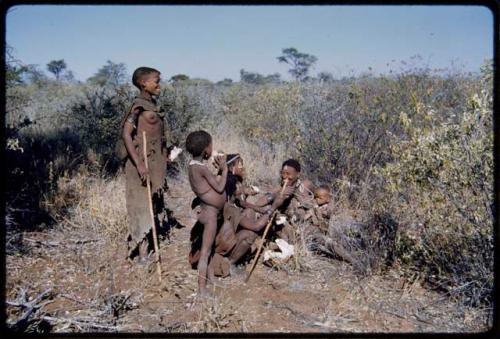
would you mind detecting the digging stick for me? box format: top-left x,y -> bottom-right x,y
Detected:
245,179 -> 288,283
142,131 -> 162,282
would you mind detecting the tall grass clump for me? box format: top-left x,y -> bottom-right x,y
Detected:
54,167 -> 128,242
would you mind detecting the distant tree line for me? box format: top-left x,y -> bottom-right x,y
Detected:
6,45 -> 335,87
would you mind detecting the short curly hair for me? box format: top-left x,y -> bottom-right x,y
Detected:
132,67 -> 160,89
316,184 -> 331,193
282,158 -> 301,172
186,130 -> 212,157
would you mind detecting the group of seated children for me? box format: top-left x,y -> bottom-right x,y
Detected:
185,130 -> 333,297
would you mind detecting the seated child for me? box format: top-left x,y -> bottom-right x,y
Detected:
223,154 -> 276,269
185,130 -> 227,297
224,154 -> 269,214
305,184 -> 333,232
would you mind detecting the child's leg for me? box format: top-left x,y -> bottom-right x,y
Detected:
197,206 -> 218,296
207,252 -> 216,284
229,229 -> 258,265
138,238 -> 149,263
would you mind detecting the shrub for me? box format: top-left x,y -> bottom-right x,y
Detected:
374,64 -> 493,306
65,84 -> 134,172
159,83 -> 205,145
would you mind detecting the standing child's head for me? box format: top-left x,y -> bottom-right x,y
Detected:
314,185 -> 331,206
186,130 -> 213,159
132,67 -> 161,96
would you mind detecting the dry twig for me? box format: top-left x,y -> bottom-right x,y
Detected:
6,288 -> 54,332
41,316 -> 122,332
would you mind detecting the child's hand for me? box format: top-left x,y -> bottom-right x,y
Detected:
257,206 -> 272,215
272,186 -> 294,209
280,186 -> 295,200
136,162 -> 149,181
215,154 -> 227,170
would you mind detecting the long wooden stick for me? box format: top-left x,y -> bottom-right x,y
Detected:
245,179 -> 288,283
142,131 -> 162,282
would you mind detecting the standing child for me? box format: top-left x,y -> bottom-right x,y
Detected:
121,67 -> 168,263
185,131 -> 227,297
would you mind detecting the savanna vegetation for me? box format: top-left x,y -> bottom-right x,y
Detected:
5,45 -> 494,332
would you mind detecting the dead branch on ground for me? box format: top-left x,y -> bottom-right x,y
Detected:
6,288 -> 54,332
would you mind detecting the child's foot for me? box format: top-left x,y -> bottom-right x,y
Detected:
137,254 -> 150,266
198,288 -> 215,300
138,242 -> 149,265
207,273 -> 216,285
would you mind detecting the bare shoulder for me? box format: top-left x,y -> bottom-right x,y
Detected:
132,103 -> 157,120
129,104 -> 144,115
190,163 -> 209,176
199,165 -> 216,178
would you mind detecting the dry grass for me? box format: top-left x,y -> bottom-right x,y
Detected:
189,294 -> 244,332
50,166 -> 127,243
211,120 -> 287,186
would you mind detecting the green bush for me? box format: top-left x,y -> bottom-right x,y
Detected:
159,83 -> 205,145
375,64 -> 493,305
66,84 -> 133,171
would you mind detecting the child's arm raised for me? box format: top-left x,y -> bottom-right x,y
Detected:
201,155 -> 228,193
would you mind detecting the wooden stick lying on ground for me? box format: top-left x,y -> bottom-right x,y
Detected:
245,179 -> 288,283
142,131 -> 162,282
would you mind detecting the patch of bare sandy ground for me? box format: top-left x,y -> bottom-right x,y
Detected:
5,175 -> 492,334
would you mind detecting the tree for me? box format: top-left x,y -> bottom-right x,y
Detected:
216,78 -> 233,86
46,59 -> 67,80
170,74 -> 190,83
22,65 -> 48,85
5,45 -> 24,86
87,60 -> 127,87
6,45 -> 48,86
240,69 -> 281,85
61,70 -> 75,82
277,47 -> 317,81
318,71 -> 334,83
240,69 -> 265,84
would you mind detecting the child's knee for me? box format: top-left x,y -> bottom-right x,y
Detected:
242,209 -> 255,219
239,230 -> 257,246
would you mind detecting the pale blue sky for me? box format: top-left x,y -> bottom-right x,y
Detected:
6,5 -> 494,82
